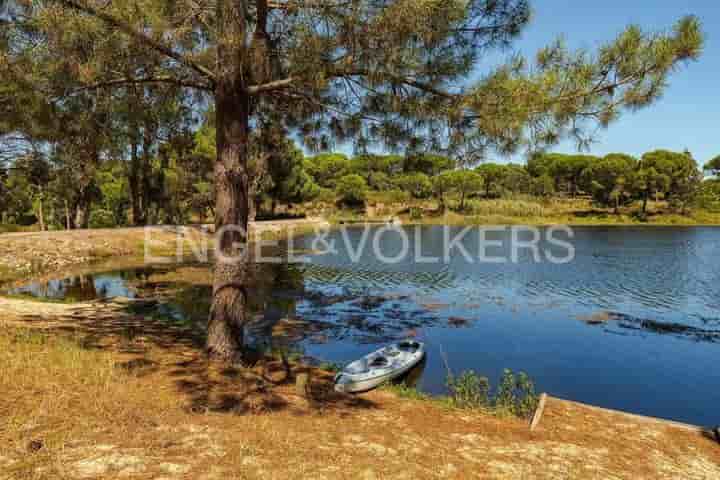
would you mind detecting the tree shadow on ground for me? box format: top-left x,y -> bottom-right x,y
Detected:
7,300 -> 379,418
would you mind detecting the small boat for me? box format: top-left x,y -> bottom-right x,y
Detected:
334,340 -> 425,393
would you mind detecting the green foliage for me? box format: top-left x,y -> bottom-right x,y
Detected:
335,174 -> 368,206
393,172 -> 433,199
305,154 -> 351,189
495,369 -> 539,418
530,174 -> 556,197
89,208 -> 116,228
367,171 -> 394,190
474,163 -> 506,197
639,150 -> 701,213
580,153 -> 637,208
443,369 -> 538,418
351,154 -> 404,177
442,170 -> 485,210
403,153 -> 454,176
409,207 -> 423,220
314,187 -> 337,204
95,160 -> 130,226
0,0 -> 707,235
528,153 -> 599,196
447,371 -> 490,409
693,180 -> 720,212
705,156 -> 720,177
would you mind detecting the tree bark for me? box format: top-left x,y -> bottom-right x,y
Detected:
74,200 -> 90,229
206,79 -> 252,362
64,199 -> 73,230
37,191 -> 46,231
129,136 -> 145,225
141,119 -> 155,224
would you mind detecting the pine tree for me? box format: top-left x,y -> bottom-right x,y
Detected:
1,0 -> 705,361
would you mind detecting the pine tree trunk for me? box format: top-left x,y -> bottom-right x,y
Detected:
141,120 -> 155,224
129,137 -> 145,225
64,200 -> 72,230
206,80 -> 252,362
37,193 -> 46,232
74,203 -> 90,229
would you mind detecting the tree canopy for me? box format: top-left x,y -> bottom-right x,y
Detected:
0,0 -> 706,359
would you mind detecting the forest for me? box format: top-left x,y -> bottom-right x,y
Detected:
2,127 -> 720,230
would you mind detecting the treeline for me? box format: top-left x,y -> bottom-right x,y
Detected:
305,150 -> 720,216
2,125 -> 720,229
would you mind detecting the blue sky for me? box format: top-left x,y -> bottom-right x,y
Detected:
337,1 -> 718,165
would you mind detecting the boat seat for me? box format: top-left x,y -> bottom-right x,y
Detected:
369,356 -> 389,367
397,341 -> 419,352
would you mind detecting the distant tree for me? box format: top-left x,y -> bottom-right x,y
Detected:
475,163 -> 507,197
305,154 -> 352,189
693,179 -> 720,212
367,171 -> 394,191
445,170 -> 484,210
640,150 -> 701,213
704,155 -> 720,177
351,154 -> 404,180
403,153 -> 455,176
500,164 -> 532,195
632,165 -> 670,215
95,160 -> 130,226
581,153 -> 637,212
432,171 -> 455,211
335,174 -> 368,206
527,153 -> 598,196
394,172 -> 433,199
530,174 -> 555,197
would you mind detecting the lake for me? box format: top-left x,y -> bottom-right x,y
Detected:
8,225 -> 720,426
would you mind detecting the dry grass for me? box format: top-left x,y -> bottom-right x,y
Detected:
2,298 -> 720,480
0,328 -> 177,479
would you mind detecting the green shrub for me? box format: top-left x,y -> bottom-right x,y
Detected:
444,369 -> 539,418
314,187 -> 336,204
447,370 -> 490,409
335,174 -> 368,205
89,208 -> 116,228
495,369 -> 539,418
693,180 -> 720,212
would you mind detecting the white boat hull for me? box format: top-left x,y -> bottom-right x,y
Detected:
334,341 -> 425,393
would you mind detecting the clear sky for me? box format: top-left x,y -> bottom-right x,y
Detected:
336,1 -> 718,165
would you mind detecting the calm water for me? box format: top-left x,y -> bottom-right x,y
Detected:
8,226 -> 720,426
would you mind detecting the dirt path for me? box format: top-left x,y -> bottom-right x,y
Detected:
1,296 -> 719,479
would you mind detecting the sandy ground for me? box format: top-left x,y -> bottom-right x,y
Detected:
1,296 -> 719,480
0,219 -> 329,283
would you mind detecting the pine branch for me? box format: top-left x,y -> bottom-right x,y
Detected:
54,0 -> 216,84
248,70 -> 456,99
70,75 -> 214,93
247,77 -> 295,94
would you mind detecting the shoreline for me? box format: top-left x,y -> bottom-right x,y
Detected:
1,297 -> 719,478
